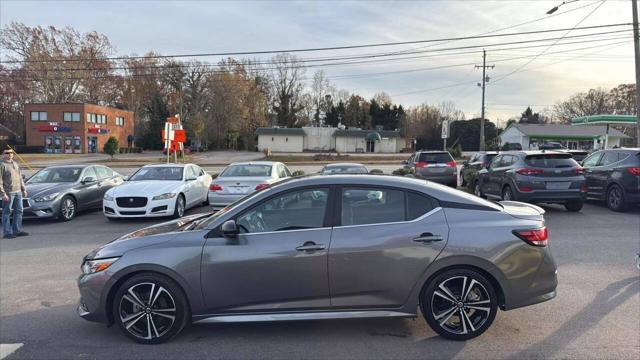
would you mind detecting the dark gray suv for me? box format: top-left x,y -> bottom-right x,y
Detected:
78,175 -> 557,344
581,148 -> 640,211
476,151 -> 586,211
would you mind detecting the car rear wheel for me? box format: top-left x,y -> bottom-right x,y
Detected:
606,184 -> 627,212
564,199 -> 583,212
421,268 -> 498,340
57,195 -> 76,221
172,195 -> 185,219
502,186 -> 515,201
113,273 -> 190,344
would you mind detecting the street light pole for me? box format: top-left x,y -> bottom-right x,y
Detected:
633,0 -> 640,146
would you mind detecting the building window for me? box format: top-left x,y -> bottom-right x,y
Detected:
31,111 -> 47,121
86,113 -> 106,124
63,112 -> 81,122
98,114 -> 107,124
115,116 -> 125,126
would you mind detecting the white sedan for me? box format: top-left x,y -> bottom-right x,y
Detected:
103,164 -> 212,219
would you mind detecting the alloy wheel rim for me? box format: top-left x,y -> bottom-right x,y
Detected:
431,276 -> 491,335
503,189 -> 512,200
119,282 -> 176,340
177,198 -> 184,217
62,199 -> 75,219
609,187 -> 621,208
474,184 -> 481,197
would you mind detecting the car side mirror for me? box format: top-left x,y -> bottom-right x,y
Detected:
221,220 -> 239,238
82,176 -> 96,184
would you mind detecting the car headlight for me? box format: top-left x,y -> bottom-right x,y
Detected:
34,192 -> 59,202
152,193 -> 176,200
103,194 -> 114,201
81,257 -> 119,275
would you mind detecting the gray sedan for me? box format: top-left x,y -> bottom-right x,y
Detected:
78,175 -> 557,344
208,161 -> 291,210
19,165 -> 123,221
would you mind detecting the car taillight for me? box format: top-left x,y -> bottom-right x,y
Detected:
516,168 -> 544,175
580,185 -> 588,192
627,167 -> 640,176
416,162 -> 428,168
255,183 -> 269,191
519,186 -> 533,192
575,167 -> 585,175
446,161 -> 457,167
513,227 -> 548,247
209,184 -> 222,192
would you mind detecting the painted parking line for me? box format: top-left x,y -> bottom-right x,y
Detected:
0,344 -> 23,360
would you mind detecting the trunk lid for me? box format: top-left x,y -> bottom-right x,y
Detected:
500,200 -> 545,221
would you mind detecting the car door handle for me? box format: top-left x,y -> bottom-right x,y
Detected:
296,243 -> 326,252
413,233 -> 443,243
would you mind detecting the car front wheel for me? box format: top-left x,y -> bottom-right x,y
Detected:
172,195 -> 185,219
502,186 -> 515,201
113,273 -> 190,344
57,195 -> 76,221
422,269 -> 498,340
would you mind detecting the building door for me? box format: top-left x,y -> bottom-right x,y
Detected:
44,135 -> 54,153
366,141 -> 375,152
64,136 -> 73,154
87,136 -> 98,153
53,136 -> 62,153
73,136 -> 82,153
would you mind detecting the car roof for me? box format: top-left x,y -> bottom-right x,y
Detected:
44,164 -> 90,169
417,150 -> 450,153
500,150 -> 567,156
324,163 -> 367,167
227,161 -> 280,166
143,163 -> 190,168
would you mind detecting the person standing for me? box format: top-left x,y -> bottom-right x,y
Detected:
1,147 -> 29,239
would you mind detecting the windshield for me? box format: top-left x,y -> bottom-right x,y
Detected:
27,167 -> 82,183
129,167 -> 183,181
220,164 -> 272,177
322,165 -> 368,174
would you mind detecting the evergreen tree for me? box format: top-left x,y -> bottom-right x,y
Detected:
141,91 -> 170,150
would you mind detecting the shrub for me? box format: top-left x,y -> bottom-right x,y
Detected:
292,170 -> 305,177
103,136 -> 119,159
448,144 -> 462,159
392,168 -> 414,176
369,169 -> 384,175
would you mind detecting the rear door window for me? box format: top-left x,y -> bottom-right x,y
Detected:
418,152 -> 453,163
341,187 -> 405,226
599,152 -> 620,166
525,154 -> 578,168
581,152 -> 602,167
407,192 -> 438,220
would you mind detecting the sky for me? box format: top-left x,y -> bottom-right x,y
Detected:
0,0 -> 634,124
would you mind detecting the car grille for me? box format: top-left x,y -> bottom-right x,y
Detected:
116,197 -> 148,208
119,211 -> 146,216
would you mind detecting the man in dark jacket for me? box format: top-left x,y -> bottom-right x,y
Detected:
1,147 -> 28,239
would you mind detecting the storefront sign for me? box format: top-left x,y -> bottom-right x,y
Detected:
88,128 -> 109,134
38,125 -> 72,133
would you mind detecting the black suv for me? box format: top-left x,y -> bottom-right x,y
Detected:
476,151 -> 586,211
581,148 -> 640,211
460,151 -> 499,188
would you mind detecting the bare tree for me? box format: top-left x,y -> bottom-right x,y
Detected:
269,53 -> 306,127
553,88 -> 613,123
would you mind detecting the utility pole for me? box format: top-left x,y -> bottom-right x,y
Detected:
633,0 -> 640,146
475,49 -> 494,151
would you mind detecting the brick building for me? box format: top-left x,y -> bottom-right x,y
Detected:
24,103 -> 134,154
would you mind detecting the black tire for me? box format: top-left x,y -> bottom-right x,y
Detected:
172,195 -> 185,219
473,181 -> 485,199
564,199 -> 583,212
421,268 -> 498,341
501,186 -> 515,201
606,184 -> 627,212
112,273 -> 190,344
202,193 -> 210,206
57,195 -> 77,221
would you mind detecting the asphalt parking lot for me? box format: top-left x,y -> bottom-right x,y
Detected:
1,199 -> 639,359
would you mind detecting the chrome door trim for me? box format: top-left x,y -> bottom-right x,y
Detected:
240,226 -> 332,236
193,310 -> 415,324
335,207 -> 443,230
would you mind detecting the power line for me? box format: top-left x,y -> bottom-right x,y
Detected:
0,22 -> 631,65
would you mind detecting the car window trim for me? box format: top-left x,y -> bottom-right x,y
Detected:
230,185 -> 335,235
335,207 -> 443,230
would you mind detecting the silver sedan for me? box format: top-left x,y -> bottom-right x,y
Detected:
208,161 -> 291,210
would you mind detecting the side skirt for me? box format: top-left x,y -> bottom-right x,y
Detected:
193,310 -> 416,324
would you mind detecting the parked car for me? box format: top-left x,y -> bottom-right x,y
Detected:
320,163 -> 369,175
102,164 -> 212,219
404,151 -> 457,187
559,149 -> 590,162
501,142 -> 522,151
538,142 -> 565,150
208,161 -> 291,210
580,148 -> 640,211
475,151 -> 586,211
460,152 -> 499,188
0,165 -> 123,221
77,175 -> 557,344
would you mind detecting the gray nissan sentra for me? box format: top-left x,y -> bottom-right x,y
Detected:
77,175 -> 557,344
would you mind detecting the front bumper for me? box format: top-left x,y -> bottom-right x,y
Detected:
77,272 -> 111,324
103,198 -> 175,218
0,198 -> 59,219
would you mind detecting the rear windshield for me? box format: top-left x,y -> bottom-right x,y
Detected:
323,165 -> 368,174
418,152 -> 453,163
484,154 -> 497,163
221,165 -> 272,177
525,154 -> 578,168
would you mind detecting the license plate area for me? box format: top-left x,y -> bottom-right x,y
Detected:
546,182 -> 570,190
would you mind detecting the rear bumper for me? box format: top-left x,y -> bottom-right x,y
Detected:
515,189 -> 586,203
416,174 -> 457,186
504,249 -> 558,311
208,193 -> 248,209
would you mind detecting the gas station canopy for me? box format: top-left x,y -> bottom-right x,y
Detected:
571,115 -> 637,126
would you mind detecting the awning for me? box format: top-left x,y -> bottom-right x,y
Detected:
571,115 -> 636,125
366,132 -> 382,141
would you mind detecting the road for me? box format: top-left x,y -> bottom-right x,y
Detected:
1,202 -> 638,359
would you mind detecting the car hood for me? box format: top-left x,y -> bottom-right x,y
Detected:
109,180 -> 182,197
84,212 -> 213,260
26,182 -> 72,197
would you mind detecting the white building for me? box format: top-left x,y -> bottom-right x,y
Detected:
256,127 -> 405,153
499,123 -> 629,150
